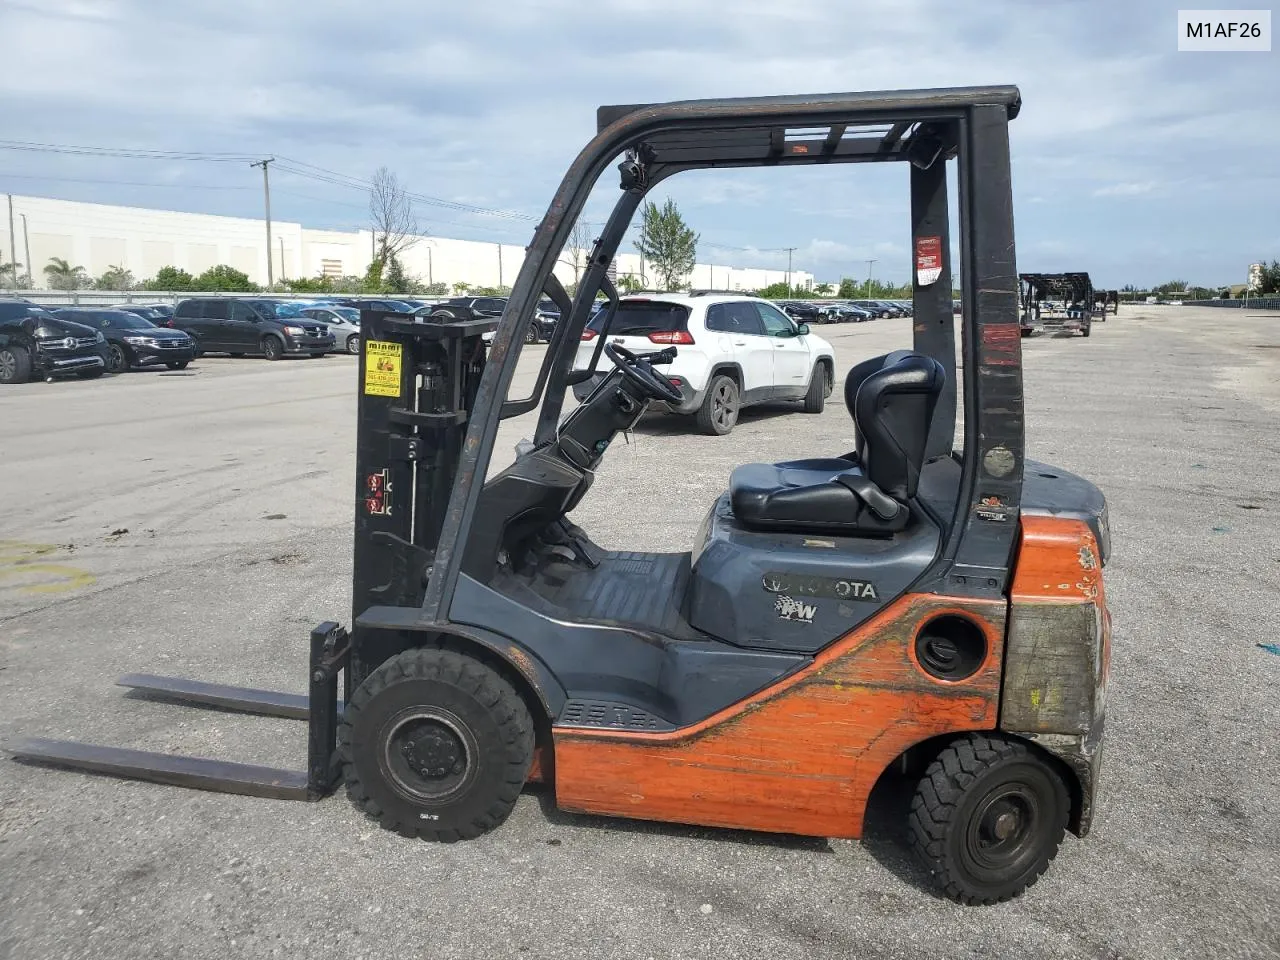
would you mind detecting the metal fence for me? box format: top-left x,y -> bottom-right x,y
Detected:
2,289 -> 352,308
1180,298 -> 1280,310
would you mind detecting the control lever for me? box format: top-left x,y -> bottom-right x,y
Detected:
638,346 -> 678,366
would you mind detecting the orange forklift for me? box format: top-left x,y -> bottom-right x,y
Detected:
11,86 -> 1112,905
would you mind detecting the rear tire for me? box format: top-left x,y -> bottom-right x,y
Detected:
346,335 -> 360,354
803,363 -> 830,413
166,360 -> 189,370
261,337 -> 283,361
1080,320 -> 1091,338
0,346 -> 32,384
339,647 -> 534,842
908,733 -> 1069,905
695,374 -> 739,436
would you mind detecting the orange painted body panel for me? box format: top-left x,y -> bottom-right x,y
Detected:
552,593 -> 1007,839
1009,515 -> 1105,605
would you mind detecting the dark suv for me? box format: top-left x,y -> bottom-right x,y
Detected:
54,307 -> 195,372
0,299 -> 108,384
172,298 -> 334,360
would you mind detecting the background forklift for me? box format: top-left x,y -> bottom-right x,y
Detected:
10,86 -> 1112,906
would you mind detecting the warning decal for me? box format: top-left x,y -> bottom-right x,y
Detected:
364,340 -> 402,397
915,235 -> 943,286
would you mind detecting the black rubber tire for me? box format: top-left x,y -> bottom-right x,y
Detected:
261,337 -> 284,361
803,363 -> 830,413
107,343 -> 130,373
908,733 -> 1069,905
525,322 -> 539,344
346,335 -> 359,354
0,346 -> 32,384
166,360 -> 189,370
695,374 -> 739,436
430,310 -> 459,322
1080,321 -> 1091,338
339,647 -> 534,842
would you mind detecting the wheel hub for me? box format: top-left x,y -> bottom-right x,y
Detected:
382,709 -> 475,801
400,725 -> 465,780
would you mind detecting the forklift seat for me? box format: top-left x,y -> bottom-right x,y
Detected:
729,351 -> 945,534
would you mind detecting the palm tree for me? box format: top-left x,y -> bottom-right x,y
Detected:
44,256 -> 89,291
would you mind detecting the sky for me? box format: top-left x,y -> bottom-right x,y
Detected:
0,0 -> 1276,288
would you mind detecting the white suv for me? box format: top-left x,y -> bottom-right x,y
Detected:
571,293 -> 835,435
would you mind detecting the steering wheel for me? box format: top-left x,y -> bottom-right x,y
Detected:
604,342 -> 683,404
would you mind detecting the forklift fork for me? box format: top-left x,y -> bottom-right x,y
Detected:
7,622 -> 349,802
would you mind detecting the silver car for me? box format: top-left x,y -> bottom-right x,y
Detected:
300,305 -> 361,354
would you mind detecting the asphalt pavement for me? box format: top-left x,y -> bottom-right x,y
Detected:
1,305 -> 1277,960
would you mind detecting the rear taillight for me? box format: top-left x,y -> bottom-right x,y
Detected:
580,329 -> 598,341
647,330 -> 694,345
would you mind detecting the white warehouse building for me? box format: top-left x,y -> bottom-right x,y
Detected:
2,195 -> 813,293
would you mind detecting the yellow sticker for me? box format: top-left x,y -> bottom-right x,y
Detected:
364,340 -> 402,397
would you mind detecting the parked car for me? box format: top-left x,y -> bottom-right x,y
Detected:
172,298 -> 334,359
52,307 -> 195,372
115,304 -> 174,327
848,299 -> 892,318
300,305 -> 361,354
427,296 -> 509,321
0,299 -> 107,384
572,293 -> 834,436
777,300 -> 822,324
333,298 -> 415,314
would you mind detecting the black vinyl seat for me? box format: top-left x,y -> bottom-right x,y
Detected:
729,351 -> 945,535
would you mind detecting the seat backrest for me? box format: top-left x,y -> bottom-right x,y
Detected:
844,352 -> 945,500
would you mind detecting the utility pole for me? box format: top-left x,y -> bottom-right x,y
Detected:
783,246 -> 797,294
250,158 -> 274,288
426,244 -> 433,286
279,237 -> 286,282
21,214 -> 31,286
497,244 -> 504,289
7,194 -> 16,285
864,258 -> 878,298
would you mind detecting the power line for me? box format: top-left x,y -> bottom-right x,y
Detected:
0,139 -> 255,162
0,172 -> 255,191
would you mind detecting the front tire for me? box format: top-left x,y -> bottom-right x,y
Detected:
166,360 -> 189,370
339,647 -> 534,842
107,343 -> 130,373
1080,320 -> 1092,338
803,363 -> 830,413
695,374 -> 739,436
0,346 -> 32,384
261,336 -> 284,361
346,335 -> 360,354
908,733 -> 1069,905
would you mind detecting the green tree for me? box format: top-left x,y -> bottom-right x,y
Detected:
95,264 -> 135,290
636,199 -> 698,291
1153,279 -> 1190,295
756,281 -> 799,299
285,275 -> 333,293
1257,260 -> 1280,295
194,264 -> 257,292
43,257 -> 89,290
813,282 -> 834,297
452,281 -> 472,295
363,259 -> 384,293
384,255 -> 410,294
0,261 -> 24,288
617,273 -> 644,293
145,266 -> 196,291
837,277 -> 858,299
419,281 -> 448,296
